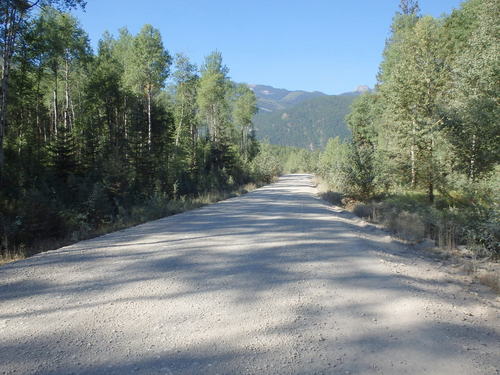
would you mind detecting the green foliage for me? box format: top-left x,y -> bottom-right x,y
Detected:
318,137 -> 348,190
0,10 -> 273,259
443,0 -> 500,180
318,0 -> 499,256
49,124 -> 78,172
232,84 -> 258,161
342,144 -> 376,200
125,24 -> 171,95
197,51 -> 231,145
249,143 -> 283,183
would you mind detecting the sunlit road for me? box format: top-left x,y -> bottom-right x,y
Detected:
1,174 -> 499,374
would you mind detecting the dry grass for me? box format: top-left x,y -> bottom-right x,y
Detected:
385,211 -> 426,243
315,175 -> 500,294
0,252 -> 26,265
1,182 -> 263,266
462,259 -> 477,274
315,177 -> 343,206
478,272 -> 500,293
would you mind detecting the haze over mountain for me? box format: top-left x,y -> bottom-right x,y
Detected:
250,84 -> 370,149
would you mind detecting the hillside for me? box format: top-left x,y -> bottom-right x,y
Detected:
248,84 -> 327,112
253,94 -> 356,150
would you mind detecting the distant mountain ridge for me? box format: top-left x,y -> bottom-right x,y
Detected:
250,84 -> 371,149
253,95 -> 356,150
247,84 -> 327,112
339,85 -> 373,96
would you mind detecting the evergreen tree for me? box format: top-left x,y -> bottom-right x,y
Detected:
0,0 -> 85,172
172,53 -> 199,168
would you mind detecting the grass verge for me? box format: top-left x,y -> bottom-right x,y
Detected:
0,182 -> 261,266
315,176 -> 499,293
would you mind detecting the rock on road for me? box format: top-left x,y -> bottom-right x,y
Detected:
1,174 -> 499,375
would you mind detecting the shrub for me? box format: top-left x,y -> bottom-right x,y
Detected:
353,203 -> 373,219
250,151 -> 282,183
320,191 -> 343,206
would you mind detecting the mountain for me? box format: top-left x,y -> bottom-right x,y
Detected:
253,94 -> 356,150
248,84 -> 327,112
340,85 -> 373,96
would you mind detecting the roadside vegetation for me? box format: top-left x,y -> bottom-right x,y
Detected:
268,0 -> 499,263
0,182 -> 261,264
0,1 -> 272,262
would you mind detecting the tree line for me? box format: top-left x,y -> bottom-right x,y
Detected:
0,1 -> 265,257
314,0 -> 499,256
260,0 -> 498,256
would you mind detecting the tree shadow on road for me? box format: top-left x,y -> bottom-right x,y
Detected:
1,174 -> 499,374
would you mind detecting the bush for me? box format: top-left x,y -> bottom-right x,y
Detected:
390,211 -> 426,243
320,191 -> 343,206
353,203 -> 373,219
250,151 -> 282,183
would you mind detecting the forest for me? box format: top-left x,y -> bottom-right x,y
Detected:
284,0 -> 498,258
0,1 -> 273,259
1,0 -> 498,261
253,94 -> 354,149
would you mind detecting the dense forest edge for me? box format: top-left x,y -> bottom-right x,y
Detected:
0,1 -> 280,261
0,0 -> 498,270
271,0 -> 499,265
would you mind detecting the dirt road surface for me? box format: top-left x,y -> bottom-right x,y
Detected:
1,174 -> 499,374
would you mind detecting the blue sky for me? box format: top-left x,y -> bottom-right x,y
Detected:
74,0 -> 464,95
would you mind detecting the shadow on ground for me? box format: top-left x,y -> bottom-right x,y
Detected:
1,175 -> 498,374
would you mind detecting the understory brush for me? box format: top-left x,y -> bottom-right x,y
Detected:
318,179 -> 499,261
0,182 -> 261,265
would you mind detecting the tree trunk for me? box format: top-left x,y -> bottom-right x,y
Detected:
35,66 -> 44,142
70,94 -> 76,131
190,116 -> 197,172
410,121 -> 416,188
469,133 -> 476,181
428,138 -> 434,203
147,87 -> 152,150
0,59 -> 8,169
0,6 -> 19,171
175,100 -> 184,147
53,68 -> 59,136
0,3 -> 34,172
148,86 -> 151,151
124,96 -> 128,159
210,104 -> 218,144
64,58 -> 70,130
428,179 -> 434,203
106,100 -> 113,146
114,107 -> 119,147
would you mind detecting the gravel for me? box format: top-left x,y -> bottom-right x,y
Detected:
1,174 -> 499,374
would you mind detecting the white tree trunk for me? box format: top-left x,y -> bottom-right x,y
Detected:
147,88 -> 152,150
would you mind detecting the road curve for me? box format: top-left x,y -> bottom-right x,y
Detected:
1,174 -> 499,375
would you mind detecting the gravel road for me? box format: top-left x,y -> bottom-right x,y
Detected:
1,174 -> 499,375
